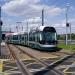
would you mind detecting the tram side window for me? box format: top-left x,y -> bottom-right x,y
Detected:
7,37 -> 10,40
37,32 -> 42,42
13,35 -> 18,40
29,34 -> 32,41
21,36 -> 24,40
35,33 -> 37,42
33,33 -> 35,41
25,35 -> 27,41
24,36 -> 26,40
37,33 -> 39,42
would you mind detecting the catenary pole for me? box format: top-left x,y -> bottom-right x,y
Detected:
42,9 -> 44,26
0,6 -> 2,56
27,21 -> 29,46
69,22 -> 72,50
66,3 -> 69,45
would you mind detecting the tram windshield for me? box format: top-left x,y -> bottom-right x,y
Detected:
39,32 -> 56,44
43,32 -> 56,41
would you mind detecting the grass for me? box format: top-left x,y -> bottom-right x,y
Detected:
58,44 -> 75,52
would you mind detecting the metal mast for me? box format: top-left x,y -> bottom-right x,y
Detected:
42,9 -> 44,26
65,3 -> 69,45
0,6 -> 2,56
27,21 -> 29,46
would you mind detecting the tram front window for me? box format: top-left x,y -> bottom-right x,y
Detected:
43,32 -> 55,41
39,32 -> 56,44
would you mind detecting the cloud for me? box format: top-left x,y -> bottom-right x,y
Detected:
54,17 -> 75,28
54,23 -> 66,27
2,0 -> 67,33
23,17 -> 41,23
47,7 -> 64,16
22,17 -> 41,31
2,0 -> 41,16
2,0 -> 64,17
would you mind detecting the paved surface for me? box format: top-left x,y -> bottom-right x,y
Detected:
1,42 -> 10,56
2,56 -> 75,75
56,55 -> 75,75
13,45 -> 75,75
0,42 -> 22,75
64,58 -> 75,75
3,60 -> 22,75
0,43 -> 75,75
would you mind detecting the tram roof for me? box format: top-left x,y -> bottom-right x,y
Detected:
36,26 -> 56,32
36,26 -> 46,31
6,32 -> 18,36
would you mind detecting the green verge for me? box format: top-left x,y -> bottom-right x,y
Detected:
58,44 -> 75,52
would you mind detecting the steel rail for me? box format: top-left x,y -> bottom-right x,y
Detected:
18,45 -> 72,57
14,45 -> 74,75
9,44 -> 75,75
7,44 -> 32,75
50,51 -> 73,57
57,51 -> 73,55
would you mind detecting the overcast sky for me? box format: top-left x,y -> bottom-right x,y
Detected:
0,0 -> 75,34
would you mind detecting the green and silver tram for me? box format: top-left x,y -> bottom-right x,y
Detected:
6,26 -> 57,51
28,26 -> 57,50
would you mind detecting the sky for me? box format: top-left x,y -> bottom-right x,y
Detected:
0,0 -> 75,34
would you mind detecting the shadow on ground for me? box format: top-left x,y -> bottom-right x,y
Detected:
35,47 -> 63,53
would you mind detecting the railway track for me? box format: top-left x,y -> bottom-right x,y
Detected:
49,51 -> 73,57
16,44 -> 73,57
7,44 -> 75,75
7,44 -> 32,75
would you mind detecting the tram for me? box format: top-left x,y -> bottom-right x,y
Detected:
6,26 -> 57,50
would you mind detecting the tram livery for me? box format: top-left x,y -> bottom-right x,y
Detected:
6,26 -> 57,50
